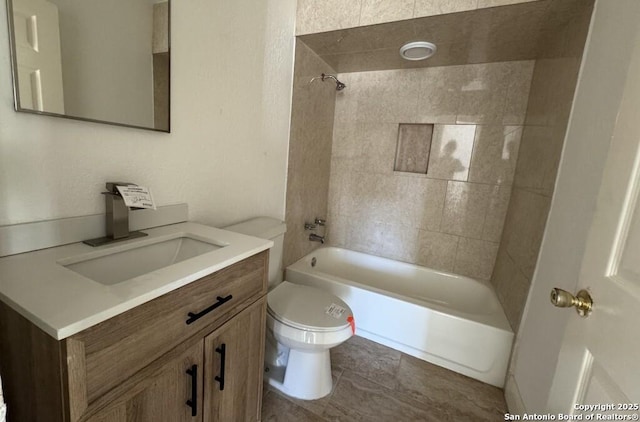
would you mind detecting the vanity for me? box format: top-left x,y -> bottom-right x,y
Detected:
0,221 -> 271,422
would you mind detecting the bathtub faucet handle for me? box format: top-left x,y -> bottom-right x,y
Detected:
304,222 -> 317,230
309,233 -> 325,244
314,218 -> 326,226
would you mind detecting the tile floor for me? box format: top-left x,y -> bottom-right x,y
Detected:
261,336 -> 507,422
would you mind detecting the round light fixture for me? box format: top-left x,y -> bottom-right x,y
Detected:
399,41 -> 437,61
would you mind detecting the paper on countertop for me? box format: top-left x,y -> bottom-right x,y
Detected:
115,185 -> 156,210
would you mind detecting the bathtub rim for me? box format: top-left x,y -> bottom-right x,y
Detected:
286,246 -> 513,334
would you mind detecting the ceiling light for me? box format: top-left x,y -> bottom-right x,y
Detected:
399,41 -> 437,61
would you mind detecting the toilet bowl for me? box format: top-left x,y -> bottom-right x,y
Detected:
223,217 -> 354,400
265,281 -> 353,400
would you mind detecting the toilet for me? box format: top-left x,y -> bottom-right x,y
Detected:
224,217 -> 354,400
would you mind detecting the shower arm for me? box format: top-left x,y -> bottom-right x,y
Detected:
308,73 -> 347,91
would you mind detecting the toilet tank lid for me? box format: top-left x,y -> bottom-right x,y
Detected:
223,217 -> 286,240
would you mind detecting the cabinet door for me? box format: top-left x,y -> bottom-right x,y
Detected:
204,297 -> 266,422
86,341 -> 204,422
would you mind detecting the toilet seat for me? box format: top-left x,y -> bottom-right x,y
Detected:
267,281 -> 351,332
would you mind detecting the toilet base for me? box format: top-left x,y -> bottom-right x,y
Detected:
266,348 -> 333,400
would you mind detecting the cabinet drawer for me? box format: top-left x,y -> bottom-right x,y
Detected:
68,250 -> 268,407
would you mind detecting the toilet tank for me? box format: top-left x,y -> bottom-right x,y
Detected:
223,217 -> 286,288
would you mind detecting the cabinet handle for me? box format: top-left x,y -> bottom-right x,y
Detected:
186,364 -> 198,417
186,295 -> 233,325
214,344 -> 226,391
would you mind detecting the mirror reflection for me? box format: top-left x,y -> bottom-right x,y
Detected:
7,0 -> 170,131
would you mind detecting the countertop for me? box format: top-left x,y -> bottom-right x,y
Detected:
0,222 -> 272,340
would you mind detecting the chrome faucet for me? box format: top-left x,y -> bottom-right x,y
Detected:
83,182 -> 148,246
309,233 -> 325,244
105,182 -> 133,240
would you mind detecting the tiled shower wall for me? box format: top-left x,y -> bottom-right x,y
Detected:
326,61 -> 534,281
283,42 -> 336,267
491,0 -> 594,330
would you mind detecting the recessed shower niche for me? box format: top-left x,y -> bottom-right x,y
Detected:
394,124 -> 434,174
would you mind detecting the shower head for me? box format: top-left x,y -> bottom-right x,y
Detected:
309,73 -> 347,91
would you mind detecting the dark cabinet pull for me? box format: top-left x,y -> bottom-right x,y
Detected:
186,364 -> 198,417
214,344 -> 226,391
186,295 -> 233,325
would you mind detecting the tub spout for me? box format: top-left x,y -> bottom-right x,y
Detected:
309,233 -> 325,244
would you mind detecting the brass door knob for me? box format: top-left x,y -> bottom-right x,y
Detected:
550,288 -> 593,317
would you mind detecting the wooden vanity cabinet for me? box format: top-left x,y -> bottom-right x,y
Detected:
0,251 -> 268,422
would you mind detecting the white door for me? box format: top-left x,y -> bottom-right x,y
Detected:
11,0 -> 64,113
510,0 -> 640,416
546,23 -> 640,415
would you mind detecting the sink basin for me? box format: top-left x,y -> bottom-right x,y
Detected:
63,235 -> 225,285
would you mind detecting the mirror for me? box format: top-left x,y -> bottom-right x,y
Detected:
6,0 -> 170,132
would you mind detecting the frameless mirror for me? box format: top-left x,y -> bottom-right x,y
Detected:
6,0 -> 170,132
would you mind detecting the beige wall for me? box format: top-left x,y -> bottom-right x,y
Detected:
283,41 -> 337,267
326,61 -> 534,281
490,0 -> 593,331
296,0 -> 543,35
0,0 -> 296,228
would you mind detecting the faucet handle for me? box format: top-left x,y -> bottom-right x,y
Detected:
304,223 -> 317,230
314,217 -> 326,226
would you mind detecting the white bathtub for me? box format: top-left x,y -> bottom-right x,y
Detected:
285,247 -> 514,387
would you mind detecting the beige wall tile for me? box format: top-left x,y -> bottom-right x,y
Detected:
332,122 -> 398,174
503,61 -> 535,124
346,70 -> 422,124
505,274 -> 531,331
441,181 -> 492,238
360,123 -> 399,174
327,213 -> 349,247
501,188 -> 551,279
347,220 -> 387,255
327,159 -> 357,216
361,0 -> 415,26
331,121 -> 362,160
418,178 -> 448,231
296,0 -> 361,35
365,174 -> 405,222
501,256 -> 531,331
415,65 -> 465,124
417,230 -> 459,272
454,237 -> 499,280
380,224 -> 420,262
427,124 -> 476,181
469,125 -> 522,185
536,0 -> 594,60
490,245 -> 512,294
333,73 -> 361,125
524,58 -> 582,127
457,62 -> 512,124
513,125 -> 555,191
414,0 -> 477,18
396,176 -> 448,231
490,247 -> 530,330
482,184 -> 512,242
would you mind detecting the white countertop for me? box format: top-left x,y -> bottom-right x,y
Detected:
0,222 -> 272,340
